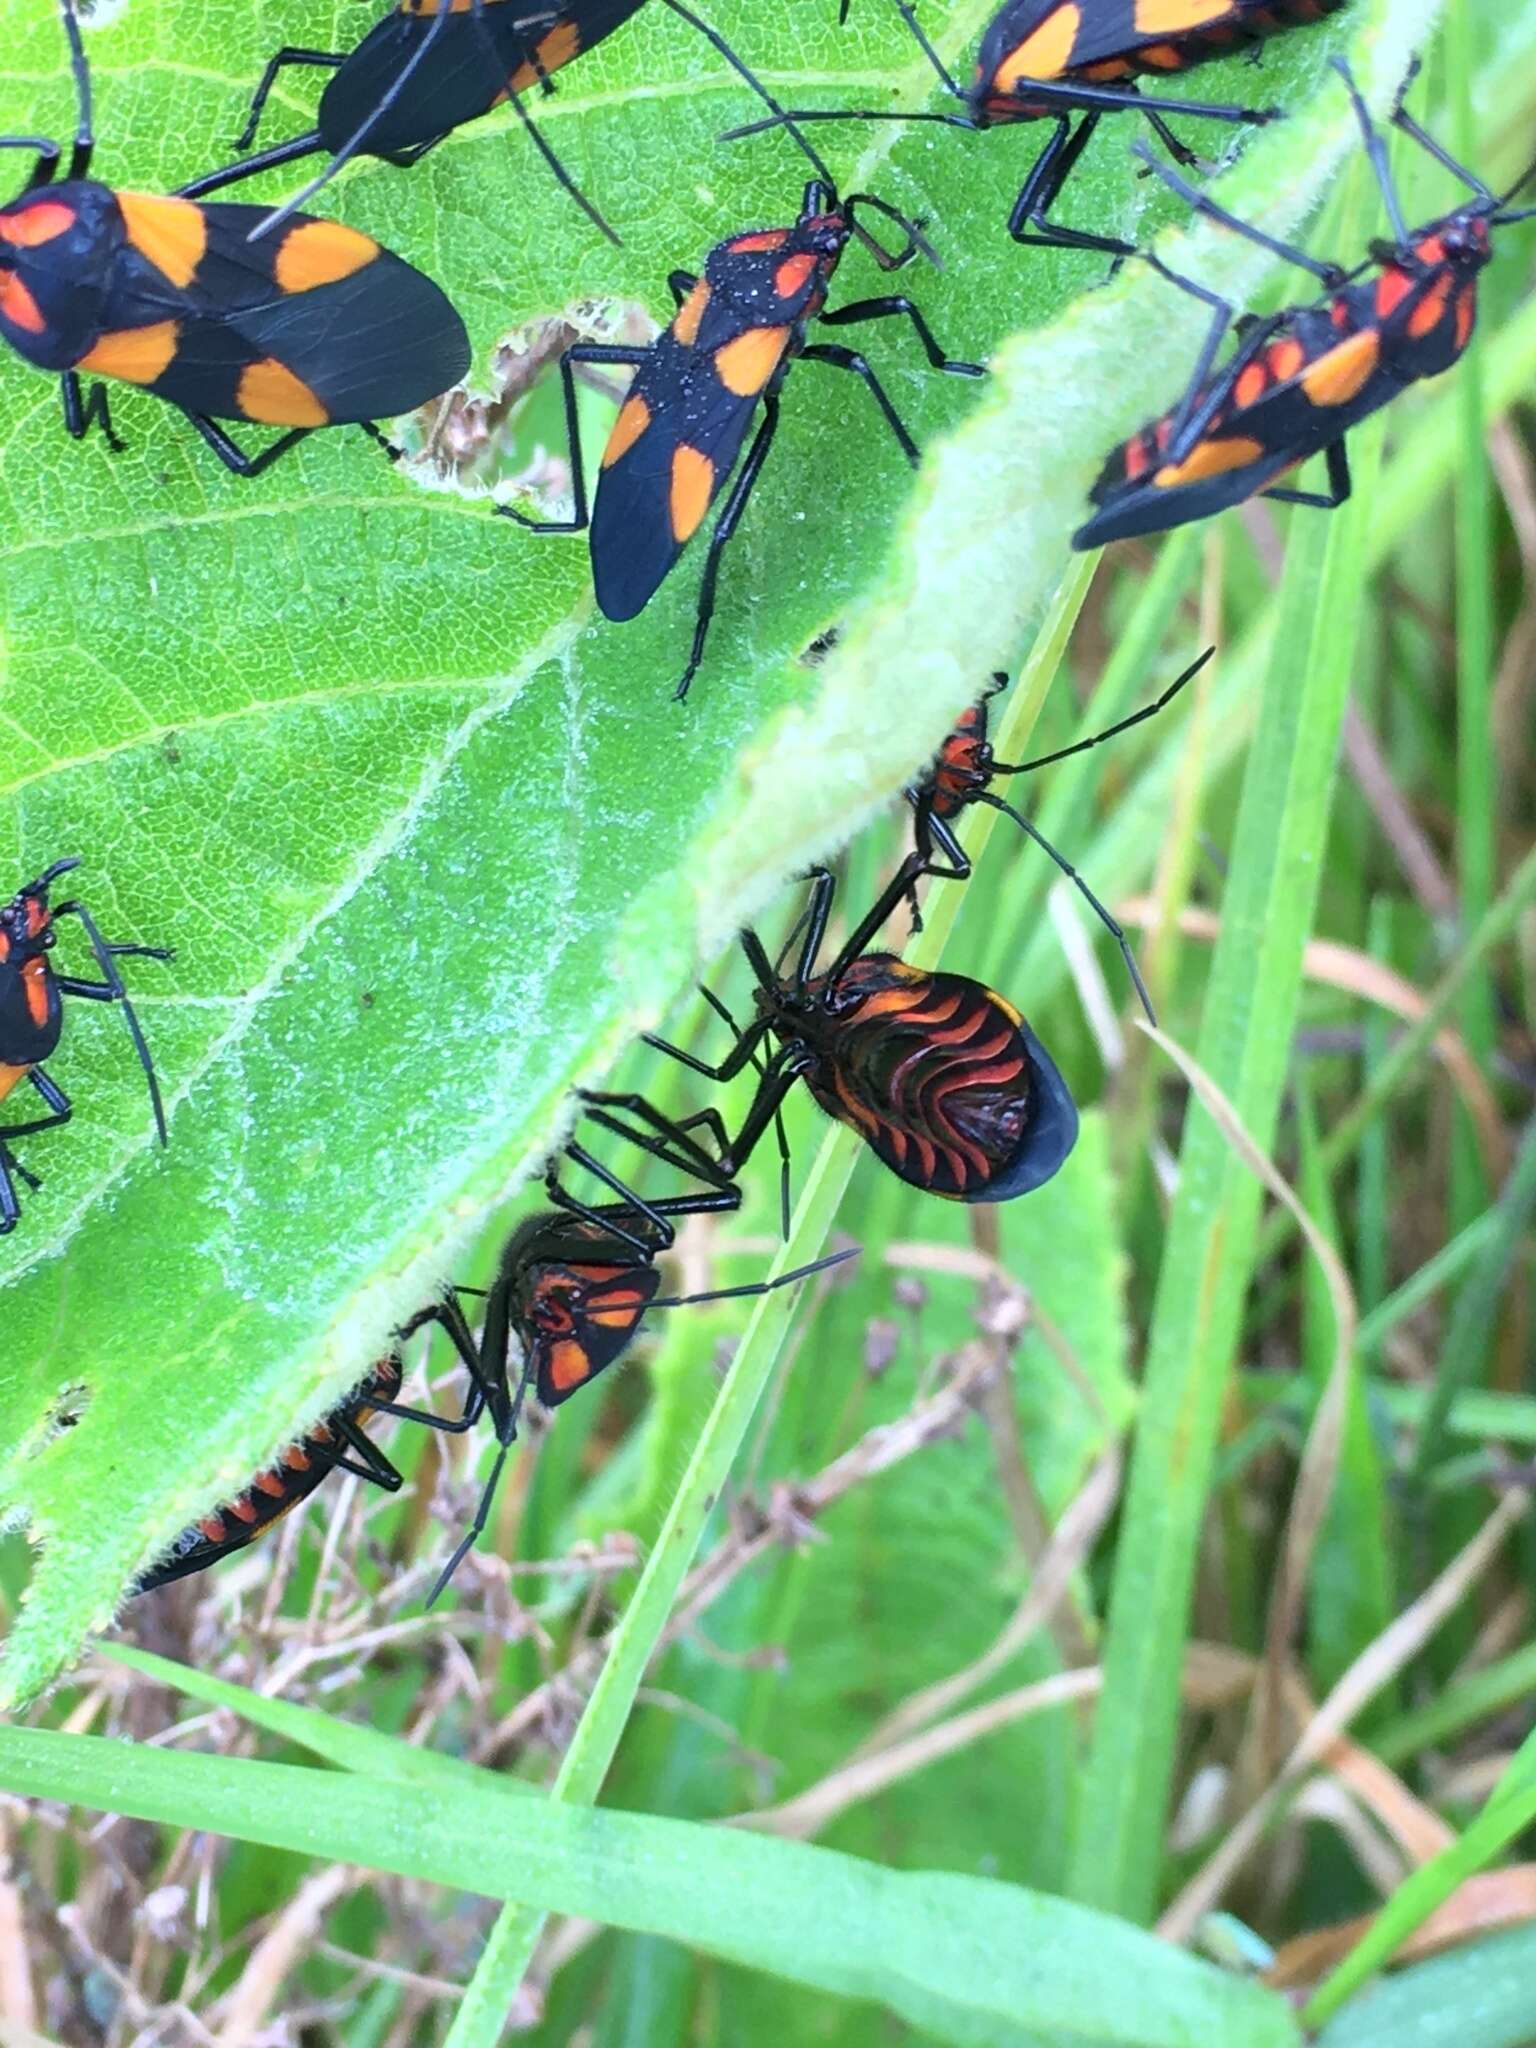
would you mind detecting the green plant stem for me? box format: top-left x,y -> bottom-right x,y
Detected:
1069,426 -> 1378,1923
1253,840 -> 1536,1270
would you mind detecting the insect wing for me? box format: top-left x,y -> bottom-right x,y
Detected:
90,197 -> 469,427
589,328 -> 773,621
1076,303 -> 1376,546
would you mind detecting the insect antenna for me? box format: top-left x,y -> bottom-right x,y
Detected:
648,1243 -> 858,1309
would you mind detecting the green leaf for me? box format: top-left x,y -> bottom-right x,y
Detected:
0,0 -> 1120,1698
0,1721 -> 1303,2048
1314,1925 -> 1536,2048
0,0 -> 1443,1717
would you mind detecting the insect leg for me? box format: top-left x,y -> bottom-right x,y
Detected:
495,344 -> 650,535
816,295 -> 985,376
232,49 -> 345,153
60,373 -> 125,454
1259,435 -> 1351,510
797,343 -> 921,465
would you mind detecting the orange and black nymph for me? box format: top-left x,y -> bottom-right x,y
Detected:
1075,61 -> 1536,547
0,3 -> 468,476
648,857 -> 1078,1203
497,177 -> 984,698
905,648 -> 1213,1016
0,858 -> 170,1236
135,1353 -> 412,1592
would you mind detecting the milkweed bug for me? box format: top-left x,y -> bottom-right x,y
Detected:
416,1204 -> 857,1600
497,177 -> 985,699
134,1350 -> 416,1592
0,858 -> 170,1236
904,647 -> 1215,1014
1074,60 -> 1536,548
184,0 -> 859,254
0,2 -> 469,478
647,853 -> 1079,1203
732,0 -> 1331,257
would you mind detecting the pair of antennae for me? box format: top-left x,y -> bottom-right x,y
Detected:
424,1239 -> 857,1604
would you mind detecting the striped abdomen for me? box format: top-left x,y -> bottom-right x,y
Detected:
798,956 -> 1034,1199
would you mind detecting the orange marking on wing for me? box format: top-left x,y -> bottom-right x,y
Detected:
715,324 -> 788,397
728,229 -> 790,253
1234,360 -> 1269,409
78,320 -> 180,386
588,1305 -> 646,1329
994,4 -> 1082,89
117,191 -> 207,289
547,1337 -> 594,1393
508,18 -> 583,91
1134,0 -> 1229,26
672,279 -> 710,347
1268,336 -> 1305,382
773,252 -> 817,299
1300,328 -> 1380,408
0,199 -> 74,247
602,392 -> 651,466
1375,268 -> 1414,320
237,357 -> 330,427
1454,285 -> 1476,352
1154,434 -> 1265,488
274,219 -> 379,293
1407,273 -> 1454,340
22,958 -> 48,1031
1122,436 -> 1151,482
1137,41 -> 1185,68
0,1063 -> 30,1103
670,444 -> 715,543
0,274 -> 45,335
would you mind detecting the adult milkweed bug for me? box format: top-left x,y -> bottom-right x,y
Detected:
184,0 -> 857,253
1074,59 -> 1536,548
497,177 -> 985,699
732,0 -> 1332,257
0,2 -> 469,477
904,647 -> 1215,1013
0,858 -> 170,1236
134,1349 -> 416,1592
647,853 -> 1079,1203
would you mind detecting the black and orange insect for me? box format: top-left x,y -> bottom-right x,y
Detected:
184,0 -> 847,251
135,1349 -> 416,1592
1075,60 -> 1536,547
416,1203 -> 855,1598
498,177 -> 984,698
736,0 -> 1336,256
903,647 -> 1214,1012
138,1098 -> 848,1599
0,859 -> 170,1236
0,2 -> 469,476
648,854 -> 1079,1203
